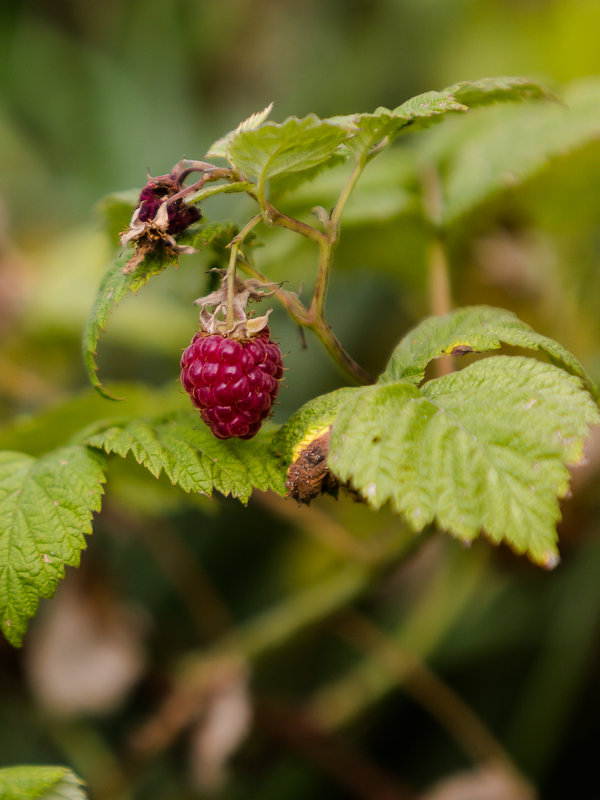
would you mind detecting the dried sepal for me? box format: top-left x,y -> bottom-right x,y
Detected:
194,271 -> 280,339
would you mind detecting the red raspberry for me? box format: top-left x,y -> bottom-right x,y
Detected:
180,327 -> 284,440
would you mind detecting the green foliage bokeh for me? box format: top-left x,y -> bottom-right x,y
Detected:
2,2 -> 600,799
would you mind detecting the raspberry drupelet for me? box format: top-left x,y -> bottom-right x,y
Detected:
181,327 -> 284,440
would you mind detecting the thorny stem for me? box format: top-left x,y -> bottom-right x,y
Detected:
429,236 -> 453,319
309,237 -> 334,319
422,164 -> 452,318
230,213 -> 263,248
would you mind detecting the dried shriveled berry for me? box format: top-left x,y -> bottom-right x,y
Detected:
180,327 -> 284,440
137,179 -> 201,234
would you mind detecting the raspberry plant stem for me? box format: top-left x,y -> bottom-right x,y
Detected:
240,182 -> 373,383
423,166 -> 454,376
237,254 -> 372,384
329,154 -> 367,234
168,175 -> 248,205
225,244 -> 238,330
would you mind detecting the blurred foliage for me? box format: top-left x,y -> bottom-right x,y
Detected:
1,1 -> 600,799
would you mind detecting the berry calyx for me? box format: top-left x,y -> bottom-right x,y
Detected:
180,327 -> 284,439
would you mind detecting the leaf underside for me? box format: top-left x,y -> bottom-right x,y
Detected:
427,77 -> 600,225
0,446 -> 106,646
226,115 -> 356,191
82,250 -> 174,399
83,222 -> 237,400
330,357 -> 599,567
85,411 -> 286,502
331,76 -> 553,156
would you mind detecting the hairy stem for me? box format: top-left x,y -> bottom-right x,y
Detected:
309,238 -> 334,318
170,178 -> 251,206
330,155 -> 366,233
225,244 -> 238,330
236,255 -> 311,325
263,200 -> 328,245
238,253 -> 371,384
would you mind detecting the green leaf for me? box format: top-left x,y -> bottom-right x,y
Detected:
330,93 -> 468,158
0,766 -> 87,800
332,76 -> 552,157
82,221 -> 234,400
428,77 -> 600,225
381,306 -> 598,398
330,357 -> 600,567
206,102 -> 274,159
269,153 -> 348,200
0,446 -> 106,646
0,383 -> 186,457
273,388 -> 357,465
82,249 -> 174,399
180,220 -> 238,251
226,115 -> 356,196
444,76 -> 555,108
85,411 -> 285,502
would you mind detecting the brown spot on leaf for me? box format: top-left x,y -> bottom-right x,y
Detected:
286,429 -> 338,505
450,345 -> 475,356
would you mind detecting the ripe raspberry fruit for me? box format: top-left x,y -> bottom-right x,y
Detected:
181,327 -> 284,440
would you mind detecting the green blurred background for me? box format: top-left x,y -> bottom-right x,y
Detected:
2,1 -> 600,798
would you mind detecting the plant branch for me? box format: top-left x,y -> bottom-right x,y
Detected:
309,237 -> 334,319
263,200 -> 328,245
256,699 -> 415,800
237,252 -> 372,384
236,255 -> 311,325
335,613 -> 534,794
225,243 -> 238,330
171,179 -> 251,206
129,566 -> 369,758
330,154 -> 367,234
